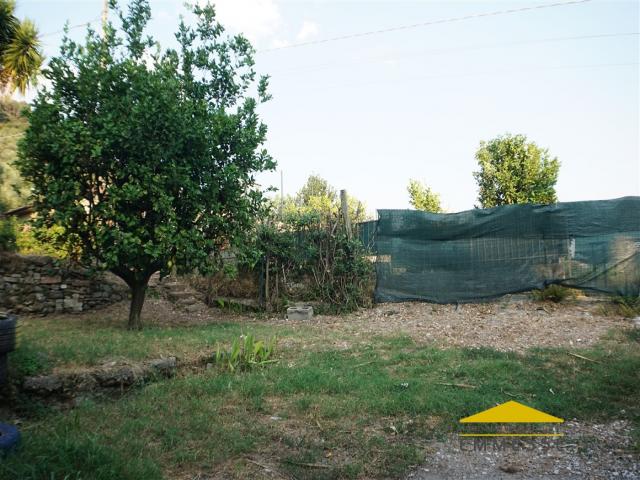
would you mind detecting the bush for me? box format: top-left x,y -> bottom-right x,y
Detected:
15,222 -> 73,258
234,208 -> 374,313
189,178 -> 374,314
0,217 -> 17,251
612,295 -> 640,318
0,214 -> 75,257
532,284 -> 575,303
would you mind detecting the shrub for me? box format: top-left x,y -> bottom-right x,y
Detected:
190,178 -> 374,314
532,284 -> 575,303
236,208 -> 374,313
15,223 -> 72,258
0,217 -> 17,251
612,295 -> 640,318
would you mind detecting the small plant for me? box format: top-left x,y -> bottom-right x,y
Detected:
532,284 -> 574,303
611,295 -> 640,318
214,334 -> 277,372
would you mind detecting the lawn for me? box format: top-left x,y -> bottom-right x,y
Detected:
1,303 -> 639,479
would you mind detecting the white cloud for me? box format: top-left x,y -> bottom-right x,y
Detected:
296,20 -> 319,42
200,0 -> 281,42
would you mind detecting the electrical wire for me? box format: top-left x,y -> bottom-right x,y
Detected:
294,61 -> 639,93
40,17 -> 102,38
258,0 -> 594,53
268,32 -> 639,77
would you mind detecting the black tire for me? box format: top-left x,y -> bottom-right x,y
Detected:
0,423 -> 21,453
0,315 -> 17,353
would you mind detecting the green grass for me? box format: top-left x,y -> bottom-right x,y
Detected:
11,316 -> 307,374
2,322 -> 639,480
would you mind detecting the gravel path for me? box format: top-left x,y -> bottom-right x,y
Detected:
405,420 -> 639,480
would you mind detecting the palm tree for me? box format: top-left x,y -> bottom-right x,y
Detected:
0,1 -> 19,46
0,0 -> 42,94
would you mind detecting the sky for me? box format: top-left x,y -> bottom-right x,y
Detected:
14,0 -> 640,215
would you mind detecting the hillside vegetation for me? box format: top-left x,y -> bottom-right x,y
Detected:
0,98 -> 29,209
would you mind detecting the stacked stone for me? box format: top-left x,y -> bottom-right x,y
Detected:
0,254 -> 127,314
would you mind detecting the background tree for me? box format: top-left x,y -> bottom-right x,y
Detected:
0,0 -> 43,94
296,174 -> 337,207
17,0 -> 275,329
407,179 -> 443,213
281,174 -> 368,223
473,133 -> 560,208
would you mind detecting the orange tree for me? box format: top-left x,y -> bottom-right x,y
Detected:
17,0 -> 274,329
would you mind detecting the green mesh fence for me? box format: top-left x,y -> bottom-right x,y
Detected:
367,197 -> 640,303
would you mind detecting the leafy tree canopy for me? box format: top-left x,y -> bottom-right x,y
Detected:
280,174 -> 368,224
0,0 -> 43,94
17,0 -> 275,329
407,179 -> 443,213
473,133 -> 560,209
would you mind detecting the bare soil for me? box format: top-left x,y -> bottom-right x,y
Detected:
88,291 -> 634,354
271,295 -> 633,353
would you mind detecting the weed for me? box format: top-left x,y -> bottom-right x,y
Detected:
214,334 -> 277,372
612,295 -> 640,318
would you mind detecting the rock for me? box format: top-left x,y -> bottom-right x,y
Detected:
74,373 -> 98,392
95,366 -> 139,387
184,303 -> 200,313
23,375 -> 63,394
148,357 -> 177,375
40,276 -> 62,284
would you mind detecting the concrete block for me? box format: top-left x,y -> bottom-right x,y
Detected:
287,305 -> 314,321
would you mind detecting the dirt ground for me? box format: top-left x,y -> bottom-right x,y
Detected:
269,294 -> 634,353
121,291 -> 634,354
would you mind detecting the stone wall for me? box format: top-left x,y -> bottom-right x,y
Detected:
0,253 -> 128,314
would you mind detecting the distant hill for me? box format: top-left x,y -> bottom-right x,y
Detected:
0,98 -> 30,210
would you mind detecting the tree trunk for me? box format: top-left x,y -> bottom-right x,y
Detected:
128,282 -> 147,330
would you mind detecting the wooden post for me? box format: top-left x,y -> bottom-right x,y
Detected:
101,0 -> 109,37
265,255 -> 270,311
340,189 -> 352,240
278,169 -> 284,220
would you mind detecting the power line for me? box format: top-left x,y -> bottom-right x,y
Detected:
269,32 -> 639,77
41,17 -> 102,38
258,0 -> 594,53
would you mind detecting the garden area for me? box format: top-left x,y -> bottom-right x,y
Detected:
1,292 -> 639,479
